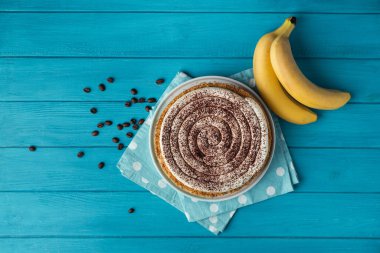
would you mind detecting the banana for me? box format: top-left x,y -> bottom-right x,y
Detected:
270,18 -> 351,110
253,17 -> 317,124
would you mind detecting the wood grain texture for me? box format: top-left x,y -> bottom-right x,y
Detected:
1,192 -> 379,237
0,13 -> 379,58
0,58 -> 378,102
1,0 -> 379,250
1,0 -> 379,13
1,148 -> 380,192
1,102 -> 379,147
1,238 -> 379,253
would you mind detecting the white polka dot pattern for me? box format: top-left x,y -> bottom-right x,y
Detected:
141,177 -> 149,184
132,161 -> 142,171
129,141 -> 137,150
191,197 -> 199,202
210,204 -> 219,213
266,186 -> 276,196
238,195 -> 247,204
276,167 -> 285,176
209,225 -> 218,233
209,216 -> 218,224
158,179 -> 167,188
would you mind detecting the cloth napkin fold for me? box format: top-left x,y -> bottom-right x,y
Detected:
117,69 -> 299,234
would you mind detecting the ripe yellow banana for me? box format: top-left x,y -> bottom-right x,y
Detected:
253,17 -> 317,124
270,19 -> 351,110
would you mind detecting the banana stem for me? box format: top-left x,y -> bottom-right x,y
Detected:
273,17 -> 296,37
280,18 -> 296,37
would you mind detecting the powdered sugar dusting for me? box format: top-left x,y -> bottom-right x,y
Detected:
158,86 -> 271,194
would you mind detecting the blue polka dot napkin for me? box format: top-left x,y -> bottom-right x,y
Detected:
117,69 -> 299,235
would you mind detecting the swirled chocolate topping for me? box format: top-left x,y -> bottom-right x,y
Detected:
157,86 -> 271,196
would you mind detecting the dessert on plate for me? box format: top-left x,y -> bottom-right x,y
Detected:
153,82 -> 273,199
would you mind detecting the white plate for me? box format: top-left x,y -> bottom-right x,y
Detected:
149,76 -> 275,202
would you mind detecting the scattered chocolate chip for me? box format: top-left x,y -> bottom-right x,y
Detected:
130,118 -> 137,124
125,101 -> 132,107
90,107 -> 98,114
117,143 -> 124,150
77,151 -> 85,158
138,97 -> 146,103
112,137 -> 120,143
145,106 -> 152,112
28,146 -> 36,152
130,88 -> 138,95
98,162 -> 105,169
117,124 -> 123,130
133,124 -> 139,130
123,122 -> 131,127
107,77 -> 114,83
147,98 -> 157,103
126,132 -> 133,138
97,122 -> 104,128
92,130 -> 99,136
105,120 -> 113,126
156,78 -> 165,85
83,87 -> 91,93
128,208 -> 135,213
131,97 -> 138,104
99,83 -> 106,91
138,119 -> 145,125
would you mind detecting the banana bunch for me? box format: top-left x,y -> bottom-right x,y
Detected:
253,17 -> 350,124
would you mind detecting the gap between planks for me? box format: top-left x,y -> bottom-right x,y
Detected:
0,235 -> 379,239
0,11 -> 380,14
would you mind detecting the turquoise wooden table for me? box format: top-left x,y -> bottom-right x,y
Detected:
1,1 -> 380,252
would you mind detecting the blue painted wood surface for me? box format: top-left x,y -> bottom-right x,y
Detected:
1,1 -> 379,252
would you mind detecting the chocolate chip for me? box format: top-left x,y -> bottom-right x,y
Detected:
126,132 -> 133,138
112,137 -> 120,143
147,98 -> 157,103
83,87 -> 91,93
131,97 -> 138,104
105,120 -> 113,126
123,122 -> 131,127
77,151 -> 85,158
117,143 -> 124,150
156,78 -> 165,85
98,162 -> 105,169
90,107 -> 97,114
138,97 -> 146,103
97,122 -> 104,128
145,106 -> 152,112
138,119 -> 145,125
128,208 -> 135,213
130,88 -> 138,95
99,83 -> 106,91
125,101 -> 132,107
28,146 -> 36,152
117,124 -> 123,130
107,77 -> 114,83
132,124 -> 139,130
92,130 -> 99,136
130,118 -> 137,124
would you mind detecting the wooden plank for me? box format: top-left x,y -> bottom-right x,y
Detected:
0,102 -> 378,147
0,58 -> 378,102
0,13 -> 379,58
281,104 -> 380,148
0,147 -> 135,191
0,192 -> 378,237
1,0 -> 379,13
290,148 -> 380,193
0,238 -> 379,253
1,148 -> 379,192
